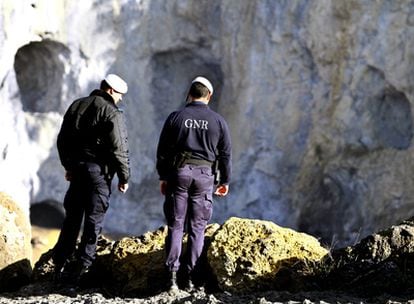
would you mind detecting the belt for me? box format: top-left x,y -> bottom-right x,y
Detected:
183,158 -> 213,167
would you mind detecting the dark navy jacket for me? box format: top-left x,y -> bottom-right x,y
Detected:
156,101 -> 232,184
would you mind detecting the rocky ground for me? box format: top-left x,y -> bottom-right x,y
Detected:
0,282 -> 414,304
5,207 -> 414,304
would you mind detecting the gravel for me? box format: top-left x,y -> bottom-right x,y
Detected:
0,283 -> 413,304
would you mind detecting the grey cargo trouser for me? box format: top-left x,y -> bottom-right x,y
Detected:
164,164 -> 214,273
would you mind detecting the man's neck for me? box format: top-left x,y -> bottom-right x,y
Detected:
189,97 -> 209,104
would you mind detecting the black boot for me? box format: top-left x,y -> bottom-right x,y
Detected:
72,262 -> 90,285
62,261 -> 90,286
51,256 -> 68,285
53,263 -> 65,284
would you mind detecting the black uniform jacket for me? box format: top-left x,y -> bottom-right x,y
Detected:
57,90 -> 130,183
156,101 -> 231,184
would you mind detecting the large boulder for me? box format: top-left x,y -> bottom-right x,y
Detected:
207,217 -> 328,293
0,192 -> 32,291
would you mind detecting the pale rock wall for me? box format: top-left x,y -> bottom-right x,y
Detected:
1,0 -> 414,246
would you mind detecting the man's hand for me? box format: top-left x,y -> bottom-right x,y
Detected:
214,184 -> 229,197
118,183 -> 129,193
160,180 -> 167,195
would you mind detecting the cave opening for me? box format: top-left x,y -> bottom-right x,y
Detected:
14,39 -> 70,113
372,88 -> 413,150
150,50 -> 224,125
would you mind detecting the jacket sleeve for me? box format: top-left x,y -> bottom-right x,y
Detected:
156,113 -> 176,180
105,110 -> 130,184
217,118 -> 232,185
57,103 -> 78,171
57,116 -> 73,170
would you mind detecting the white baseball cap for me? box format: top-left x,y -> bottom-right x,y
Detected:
192,76 -> 213,94
105,74 -> 128,94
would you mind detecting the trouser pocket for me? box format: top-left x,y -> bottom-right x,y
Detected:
200,193 -> 213,221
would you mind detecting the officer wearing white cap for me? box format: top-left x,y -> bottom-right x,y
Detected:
52,74 -> 131,284
156,76 -> 232,291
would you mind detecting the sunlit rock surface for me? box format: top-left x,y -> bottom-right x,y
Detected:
207,217 -> 328,292
0,192 -> 32,292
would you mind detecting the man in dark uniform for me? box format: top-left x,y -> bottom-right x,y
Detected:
52,74 -> 130,282
156,76 -> 232,290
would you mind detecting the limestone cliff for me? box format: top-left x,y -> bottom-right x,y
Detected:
1,0 -> 414,246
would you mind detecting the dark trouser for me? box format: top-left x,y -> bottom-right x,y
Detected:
164,164 -> 214,273
53,162 -> 111,268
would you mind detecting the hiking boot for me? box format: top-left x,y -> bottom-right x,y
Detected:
61,261 -> 90,286
72,263 -> 90,282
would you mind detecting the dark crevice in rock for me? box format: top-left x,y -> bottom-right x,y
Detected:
150,49 -> 223,125
14,39 -> 70,113
371,87 -> 413,150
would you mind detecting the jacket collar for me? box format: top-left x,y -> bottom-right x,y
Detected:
187,101 -> 208,107
90,89 -> 115,104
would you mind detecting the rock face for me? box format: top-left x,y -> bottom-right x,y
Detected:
0,192 -> 32,291
1,1 -> 414,246
207,217 -> 328,293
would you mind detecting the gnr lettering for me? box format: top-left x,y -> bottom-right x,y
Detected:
184,119 -> 209,130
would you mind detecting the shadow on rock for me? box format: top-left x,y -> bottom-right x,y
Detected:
0,259 -> 32,293
277,217 -> 414,299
